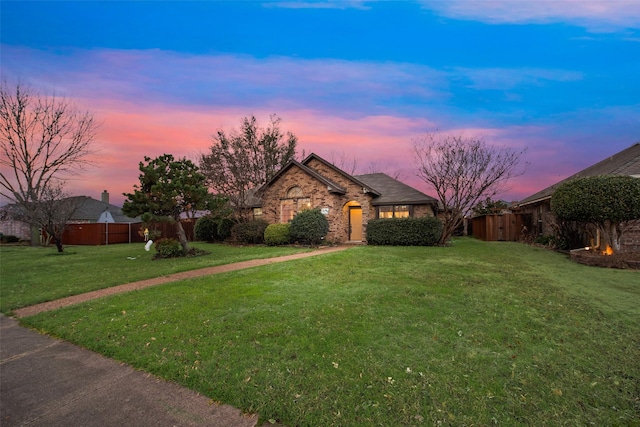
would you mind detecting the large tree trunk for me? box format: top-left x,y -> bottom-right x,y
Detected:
175,220 -> 189,254
54,236 -> 64,253
30,225 -> 41,247
601,221 -> 621,252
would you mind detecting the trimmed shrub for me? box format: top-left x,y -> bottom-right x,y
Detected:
154,238 -> 185,258
0,234 -> 20,244
217,218 -> 236,241
264,223 -> 291,246
290,208 -> 329,246
367,216 -> 442,246
195,216 -> 220,242
232,219 -> 269,244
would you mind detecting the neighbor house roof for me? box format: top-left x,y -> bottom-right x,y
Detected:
1,195 -> 141,224
355,173 -> 439,206
68,196 -> 141,223
518,142 -> 640,207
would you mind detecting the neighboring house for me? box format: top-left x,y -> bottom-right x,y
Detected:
0,190 -> 141,242
516,142 -> 640,251
66,190 -> 140,224
251,153 -> 439,243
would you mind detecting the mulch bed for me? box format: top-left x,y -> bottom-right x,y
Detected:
570,249 -> 640,270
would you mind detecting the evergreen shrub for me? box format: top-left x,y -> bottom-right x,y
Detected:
232,219 -> 269,244
154,238 -> 185,258
194,216 -> 220,242
217,218 -> 236,241
264,223 -> 291,246
367,216 -> 442,246
290,208 -> 329,246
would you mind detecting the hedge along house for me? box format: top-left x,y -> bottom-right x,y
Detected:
250,153 -> 439,243
515,142 -> 640,252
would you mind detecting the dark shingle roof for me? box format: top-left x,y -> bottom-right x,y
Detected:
68,196 -> 141,223
518,142 -> 640,206
355,173 -> 439,206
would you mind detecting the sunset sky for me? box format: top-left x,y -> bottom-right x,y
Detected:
1,0 -> 639,206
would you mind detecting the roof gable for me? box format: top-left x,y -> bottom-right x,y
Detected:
260,159 -> 347,194
257,152 -> 437,207
70,196 -> 140,223
519,142 -> 640,206
302,153 -> 381,196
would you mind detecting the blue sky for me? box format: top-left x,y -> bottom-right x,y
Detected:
1,0 -> 639,205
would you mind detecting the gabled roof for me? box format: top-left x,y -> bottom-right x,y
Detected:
260,158 -> 347,195
301,153 -> 381,197
1,195 -> 141,223
355,173 -> 439,206
256,153 -> 437,207
518,142 -> 640,207
68,196 -> 141,223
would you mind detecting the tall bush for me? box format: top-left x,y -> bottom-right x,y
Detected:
194,216 -> 220,242
217,218 -> 236,241
367,217 -> 442,246
551,175 -> 640,251
290,208 -> 329,246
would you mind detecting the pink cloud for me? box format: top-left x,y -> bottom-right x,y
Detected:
422,0 -> 640,31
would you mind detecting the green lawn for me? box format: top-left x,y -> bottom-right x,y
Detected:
0,242 -> 310,313
11,239 -> 640,426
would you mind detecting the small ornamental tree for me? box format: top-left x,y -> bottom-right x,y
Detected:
290,208 -> 329,246
551,175 -> 640,252
123,154 -> 211,254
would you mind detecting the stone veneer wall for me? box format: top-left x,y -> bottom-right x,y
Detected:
621,220 -> 640,252
260,161 -> 373,243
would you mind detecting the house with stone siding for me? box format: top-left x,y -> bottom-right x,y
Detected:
249,153 -> 439,243
515,142 -> 640,252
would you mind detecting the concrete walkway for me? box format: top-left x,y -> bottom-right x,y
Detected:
2,245 -> 351,426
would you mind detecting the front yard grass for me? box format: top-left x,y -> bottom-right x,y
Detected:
15,239 -> 640,426
0,243 -> 310,313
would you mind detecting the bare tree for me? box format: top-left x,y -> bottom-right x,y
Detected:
413,133 -> 526,245
363,161 -> 405,180
328,151 -> 358,175
199,114 -> 297,220
10,181 -> 80,252
0,82 -> 98,244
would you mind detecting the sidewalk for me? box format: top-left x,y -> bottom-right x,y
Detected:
0,314 -> 259,426
2,245 -> 351,426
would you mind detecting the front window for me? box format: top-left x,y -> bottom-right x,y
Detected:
253,208 -> 263,220
378,205 -> 411,218
281,186 -> 311,222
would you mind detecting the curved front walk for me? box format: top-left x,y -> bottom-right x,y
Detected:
2,245 -> 351,427
14,245 -> 351,318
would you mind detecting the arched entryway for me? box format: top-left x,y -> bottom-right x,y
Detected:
343,201 -> 363,242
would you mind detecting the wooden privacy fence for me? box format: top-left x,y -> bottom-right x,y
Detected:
61,221 -> 196,245
471,213 -> 531,242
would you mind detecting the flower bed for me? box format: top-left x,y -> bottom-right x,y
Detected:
570,249 -> 640,269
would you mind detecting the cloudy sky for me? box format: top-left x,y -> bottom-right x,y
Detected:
1,0 -> 639,206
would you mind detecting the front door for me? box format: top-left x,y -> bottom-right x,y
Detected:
349,207 -> 363,241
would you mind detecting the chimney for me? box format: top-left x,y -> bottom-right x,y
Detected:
101,190 -> 109,204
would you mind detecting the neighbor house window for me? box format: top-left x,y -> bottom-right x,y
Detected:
253,208 -> 263,220
378,205 -> 412,218
281,186 -> 311,223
